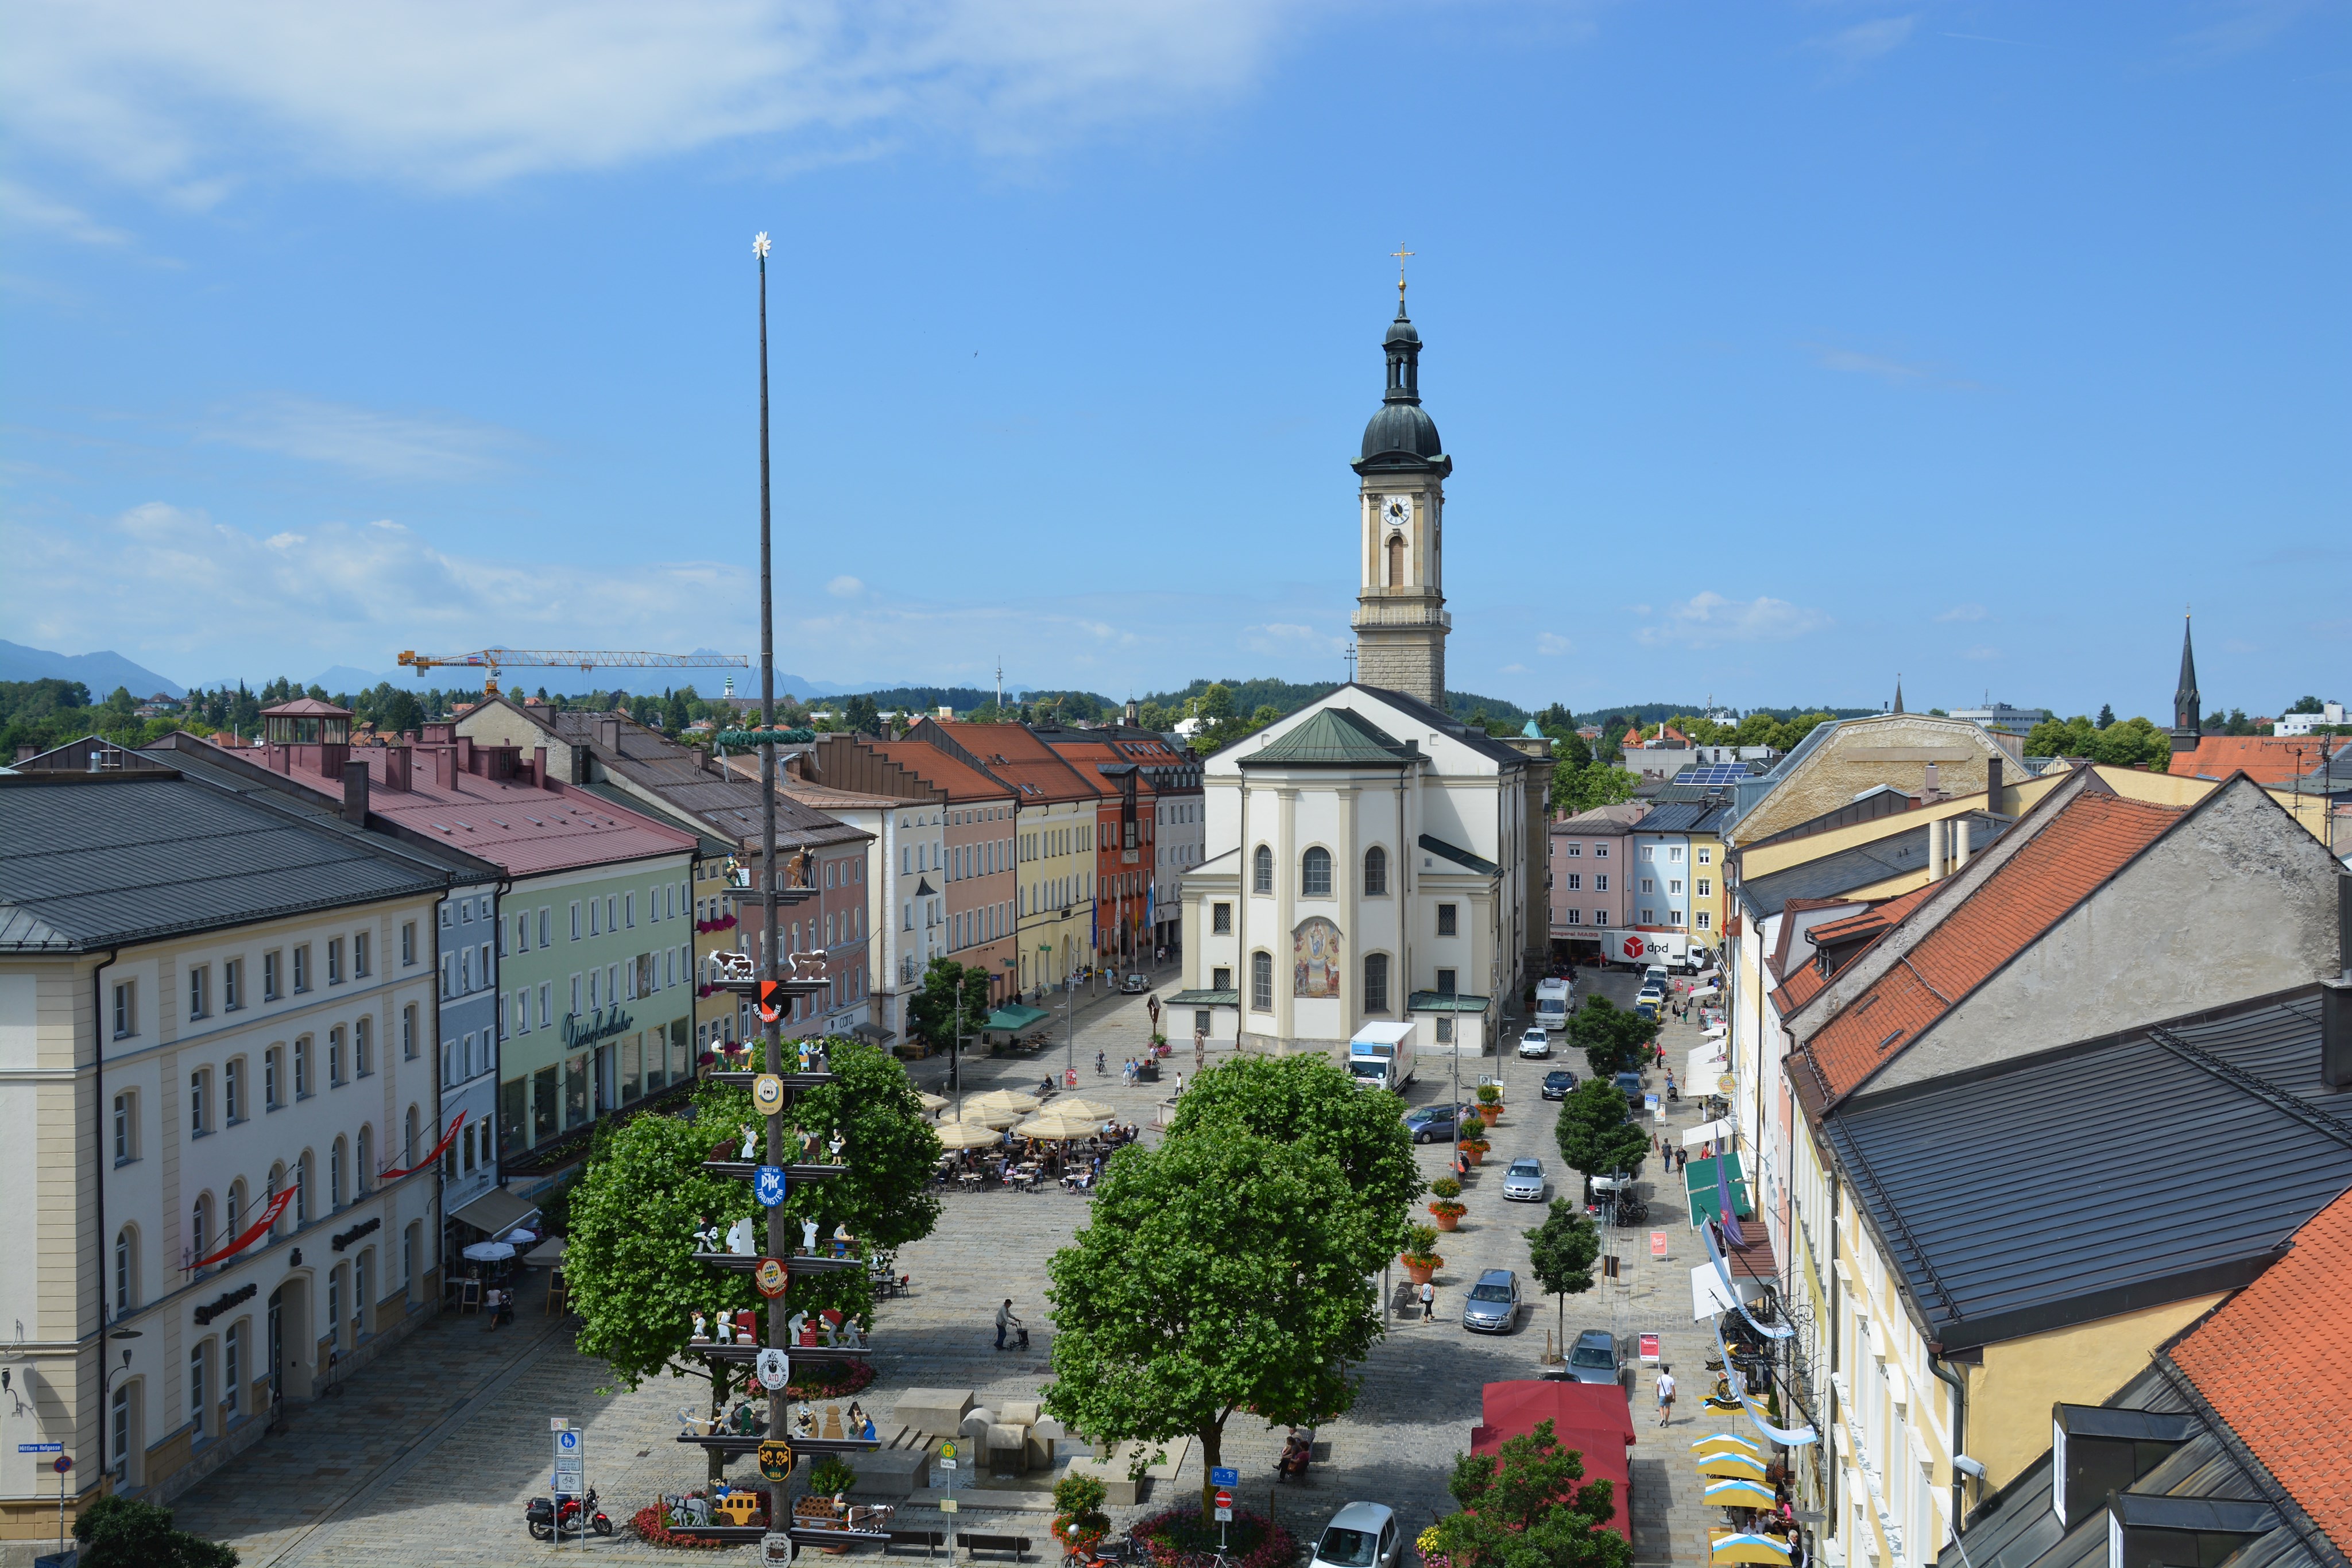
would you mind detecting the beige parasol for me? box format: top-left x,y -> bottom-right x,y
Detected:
946,1105 -> 1022,1129
965,1090 -> 1042,1116
1015,1110 -> 1106,1141
934,1121 -> 1004,1150
915,1091 -> 950,1113
1050,1097 -> 1119,1121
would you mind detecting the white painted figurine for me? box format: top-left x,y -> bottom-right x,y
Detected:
691,1311 -> 709,1341
800,1217 -> 819,1254
740,1124 -> 759,1161
716,1312 -> 733,1345
787,1309 -> 808,1345
728,1215 -> 757,1256
828,1130 -> 846,1164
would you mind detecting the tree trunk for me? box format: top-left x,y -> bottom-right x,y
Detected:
709,1365 -> 730,1483
1198,1423 -> 1223,1526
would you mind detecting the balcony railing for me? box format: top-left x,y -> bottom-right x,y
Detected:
1349,603 -> 1452,629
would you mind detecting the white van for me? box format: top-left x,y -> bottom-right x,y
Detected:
1534,977 -> 1572,1029
1345,1022 -> 1417,1091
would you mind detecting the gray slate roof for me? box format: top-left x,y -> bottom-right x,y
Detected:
1634,801 -> 1730,835
1347,683 -> 1533,769
1825,988 -> 2352,1351
1736,810 -> 2005,920
1240,707 -> 1416,767
0,772 -> 456,953
535,708 -> 867,852
1418,833 -> 1500,876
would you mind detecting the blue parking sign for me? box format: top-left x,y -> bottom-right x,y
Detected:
1210,1467 -> 1238,1487
755,1166 -> 788,1207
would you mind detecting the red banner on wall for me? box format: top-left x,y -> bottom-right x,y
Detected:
378,1111 -> 465,1182
188,1186 -> 297,1270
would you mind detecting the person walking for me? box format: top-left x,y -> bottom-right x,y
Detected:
995,1298 -> 1015,1350
1419,1279 -> 1436,1322
1655,1366 -> 1677,1427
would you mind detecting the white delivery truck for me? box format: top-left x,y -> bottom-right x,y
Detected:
1346,1021 -> 1418,1092
1534,977 -> 1573,1030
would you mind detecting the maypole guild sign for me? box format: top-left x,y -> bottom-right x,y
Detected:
561,1006 -> 635,1050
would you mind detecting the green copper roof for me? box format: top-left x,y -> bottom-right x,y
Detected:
1239,708 -> 1415,768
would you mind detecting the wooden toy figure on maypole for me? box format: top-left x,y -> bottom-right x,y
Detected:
662,232 -> 885,1560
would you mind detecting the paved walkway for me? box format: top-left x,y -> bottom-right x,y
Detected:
168,963 -> 1757,1565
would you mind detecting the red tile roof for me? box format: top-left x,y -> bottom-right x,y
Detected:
2171,735 -> 2350,786
1802,884 -> 1940,951
1772,961 -> 1827,1014
916,721 -> 1092,804
860,740 -> 1016,805
2169,1185 -> 2352,1553
1802,792 -> 2181,1100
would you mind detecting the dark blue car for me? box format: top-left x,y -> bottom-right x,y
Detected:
1541,1070 -> 1578,1100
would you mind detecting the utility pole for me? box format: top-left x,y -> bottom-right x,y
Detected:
753,229 -> 790,1541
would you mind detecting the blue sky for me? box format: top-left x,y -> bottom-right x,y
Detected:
3,1 -> 2345,718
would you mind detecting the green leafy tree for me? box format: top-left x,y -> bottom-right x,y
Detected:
843,694 -> 882,734
1550,761 -> 1638,817
1554,1080 -> 1647,1184
1523,1201 -> 1601,1350
2095,703 -> 2116,729
1430,1419 -> 1631,1568
907,958 -> 996,1073
2286,695 -> 2324,715
1194,684 -> 1235,726
72,1495 -> 239,1568
567,1039 -> 941,1478
1568,996 -> 1655,1079
1164,1053 -> 1423,1253
1043,1123 -> 1388,1526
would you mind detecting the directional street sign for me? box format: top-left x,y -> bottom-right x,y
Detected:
553,1426 -> 584,1494
1209,1467 -> 1238,1487
17,1444 -> 61,1454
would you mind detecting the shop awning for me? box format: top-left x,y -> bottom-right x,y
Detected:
1165,989 -> 1240,1007
1691,1260 -> 1767,1321
1683,1153 -> 1753,1227
984,1003 -> 1050,1031
1686,1043 -> 1728,1079
450,1187 -> 540,1238
1682,1117 -> 1734,1149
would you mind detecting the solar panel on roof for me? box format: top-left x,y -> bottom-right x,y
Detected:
1673,764 -> 1751,785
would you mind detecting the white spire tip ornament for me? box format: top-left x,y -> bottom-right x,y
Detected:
753,232 -> 771,259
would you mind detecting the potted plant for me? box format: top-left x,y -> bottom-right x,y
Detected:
1476,1083 -> 1503,1122
1428,1176 -> 1465,1232
1052,1474 -> 1111,1561
1459,1124 -> 1490,1167
1400,1223 -> 1443,1284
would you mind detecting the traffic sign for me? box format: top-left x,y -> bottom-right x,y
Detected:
1213,1489 -> 1233,1509
1209,1467 -> 1238,1487
755,1166 -> 788,1206
17,1444 -> 61,1453
939,1441 -> 957,1461
553,1426 -> 584,1493
52,1456 -> 72,1475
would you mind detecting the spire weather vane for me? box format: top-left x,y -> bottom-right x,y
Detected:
1391,242 -> 1414,302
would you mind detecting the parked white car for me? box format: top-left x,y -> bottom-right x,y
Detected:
1517,1026 -> 1551,1059
1310,1503 -> 1405,1568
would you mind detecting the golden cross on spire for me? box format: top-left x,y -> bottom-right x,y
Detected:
1391,242 -> 1414,302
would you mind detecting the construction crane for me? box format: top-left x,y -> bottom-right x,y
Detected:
397,648 -> 751,698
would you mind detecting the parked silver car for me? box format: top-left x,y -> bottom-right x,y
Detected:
1310,1503 -> 1403,1568
1562,1327 -> 1622,1383
1461,1268 -> 1521,1333
1500,1157 -> 1549,1203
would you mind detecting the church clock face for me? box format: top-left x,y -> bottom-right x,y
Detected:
1382,495 -> 1413,529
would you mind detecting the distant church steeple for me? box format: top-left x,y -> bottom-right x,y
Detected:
1892,675 -> 1905,715
1351,259 -> 1452,708
2171,610 -> 2202,754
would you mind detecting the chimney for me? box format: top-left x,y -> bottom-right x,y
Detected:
531,745 -> 548,789
1923,760 -> 1941,799
456,735 -> 474,775
385,745 -> 412,793
2323,981 -> 2352,1090
434,746 -> 456,791
1986,754 -> 2003,813
1927,818 -> 1947,881
691,745 -> 710,773
1952,818 -> 1971,873
570,743 -> 593,785
595,717 -> 621,753
342,760 -> 371,825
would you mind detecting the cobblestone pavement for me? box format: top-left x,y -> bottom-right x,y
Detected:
171,962 -> 1752,1566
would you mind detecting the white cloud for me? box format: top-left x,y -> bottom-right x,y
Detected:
1935,603 -> 1986,623
826,575 -> 865,598
1499,663 -> 1530,675
1634,592 -> 1828,649
199,396 -> 521,481
0,175 -> 131,245
1809,14 -> 1920,68
1537,631 -> 1573,656
0,0 -> 1312,198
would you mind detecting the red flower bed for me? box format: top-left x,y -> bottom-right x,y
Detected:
630,1503 -> 739,1548
1132,1505 -> 1298,1568
784,1358 -> 876,1399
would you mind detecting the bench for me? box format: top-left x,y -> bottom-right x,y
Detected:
956,1532 -> 1032,1561
887,1528 -> 949,1557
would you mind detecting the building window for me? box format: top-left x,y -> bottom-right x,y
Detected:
539,907 -> 551,947
1594,874 -> 1609,892
224,1322 -> 242,1417
401,922 -> 416,965
1669,880 -> 1683,896
264,950 -> 281,1000
190,1343 -> 207,1438
1437,904 -> 1458,937
1436,968 -> 1457,996
294,1036 -> 312,1098
1697,847 -> 1713,865
1301,847 -> 1333,897
329,1025 -> 345,1086
1363,846 -> 1388,896
327,938 -> 344,985
1364,953 -> 1390,1013
264,1048 -> 282,1110
357,1125 -> 372,1194
1639,908 -> 1655,925
223,958 -> 242,1010
1436,1017 -> 1454,1044
1594,845 -> 1609,859
355,1016 -> 372,1077
1696,878 -> 1711,897
113,1091 -> 137,1163
1669,911 -> 1685,927
189,1069 -> 210,1136
297,1151 -> 314,1224
331,1136 -> 346,1209
1213,966 -> 1232,990
1697,911 -> 1712,930
625,892 -> 636,928
1250,951 -> 1273,1012
292,944 -> 310,992
224,1058 -> 243,1122
114,1225 -> 137,1314
1641,878 -> 1655,895
1252,845 -> 1274,895
109,1385 -> 129,1482
1670,846 -> 1684,861
571,902 -> 582,940
1563,873 -> 1581,891
111,980 -> 136,1039
1565,909 -> 1583,926
1640,846 -> 1654,862
188,965 -> 210,1020
401,1004 -> 418,1060
1563,842 -> 1582,857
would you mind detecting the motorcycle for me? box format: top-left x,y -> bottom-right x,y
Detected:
526,1486 -> 613,1540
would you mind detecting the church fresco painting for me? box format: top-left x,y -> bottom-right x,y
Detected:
1293,917 -> 1343,998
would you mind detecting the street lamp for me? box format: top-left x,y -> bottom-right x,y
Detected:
95,1330 -> 138,1481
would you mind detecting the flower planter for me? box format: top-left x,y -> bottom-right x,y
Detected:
1401,1256 -> 1438,1285
1463,1145 -> 1487,1167
1428,1205 -> 1463,1232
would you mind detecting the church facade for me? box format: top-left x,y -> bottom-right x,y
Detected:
1172,289 -> 1542,1056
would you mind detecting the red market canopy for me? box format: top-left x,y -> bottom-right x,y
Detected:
1469,1381 -> 1637,1541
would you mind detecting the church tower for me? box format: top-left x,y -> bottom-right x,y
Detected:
1350,280 -> 1452,708
2171,611 -> 2202,754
